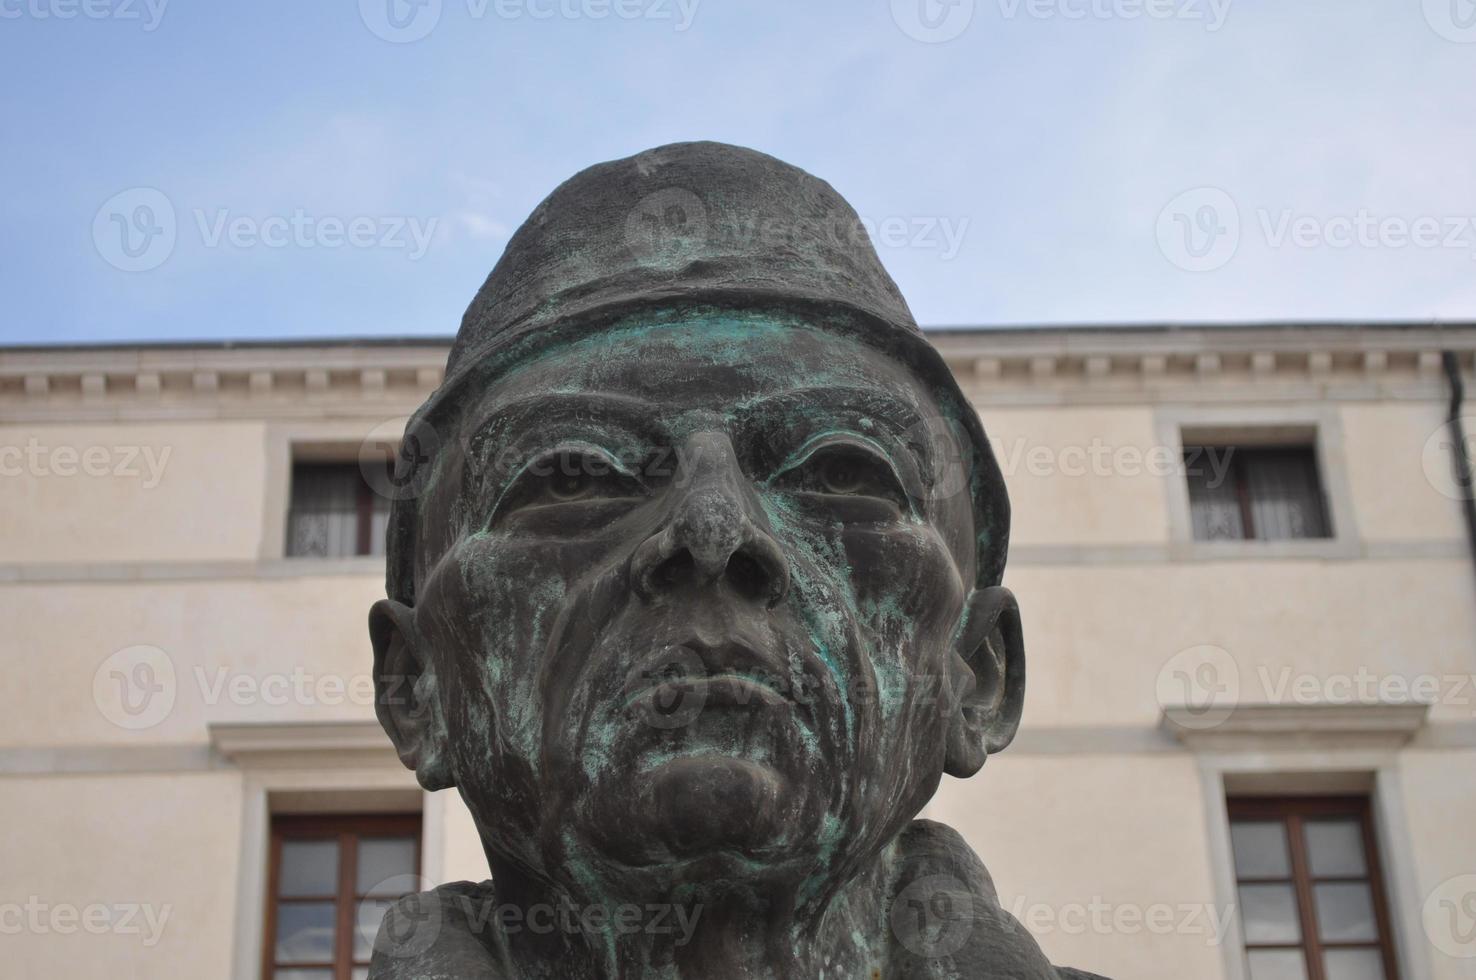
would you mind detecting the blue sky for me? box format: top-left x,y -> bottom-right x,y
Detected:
2,0 -> 1475,344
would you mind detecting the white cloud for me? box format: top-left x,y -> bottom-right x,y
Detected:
456,211 -> 509,240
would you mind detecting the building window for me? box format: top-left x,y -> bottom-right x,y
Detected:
1228,797 -> 1399,980
1184,445 -> 1331,542
264,813 -> 421,980
286,462 -> 392,558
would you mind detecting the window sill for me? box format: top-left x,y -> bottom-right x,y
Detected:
1171,536 -> 1360,562
267,556 -> 385,576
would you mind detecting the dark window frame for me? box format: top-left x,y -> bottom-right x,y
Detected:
285,460 -> 392,558
1228,796 -> 1400,980
263,812 -> 422,980
1184,444 -> 1333,542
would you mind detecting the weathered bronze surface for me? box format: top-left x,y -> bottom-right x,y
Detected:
368,142 -> 1111,979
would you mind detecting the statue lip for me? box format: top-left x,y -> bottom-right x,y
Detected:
683,672 -> 793,710
621,638 -> 811,714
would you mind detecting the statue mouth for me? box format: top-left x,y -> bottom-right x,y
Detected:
620,638 -> 822,726
627,671 -> 793,711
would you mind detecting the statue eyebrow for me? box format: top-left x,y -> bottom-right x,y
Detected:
466,391 -> 668,458
734,385 -> 934,467
735,384 -> 928,429
462,385 -> 935,480
460,391 -> 670,505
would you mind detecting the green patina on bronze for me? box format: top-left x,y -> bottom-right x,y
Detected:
365,143 -> 1108,980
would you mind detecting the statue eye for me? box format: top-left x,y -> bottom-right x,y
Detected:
496,448 -> 644,521
774,442 -> 909,516
546,466 -> 595,501
817,453 -> 867,495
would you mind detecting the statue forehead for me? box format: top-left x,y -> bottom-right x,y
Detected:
395,306 -> 995,604
455,312 -> 948,431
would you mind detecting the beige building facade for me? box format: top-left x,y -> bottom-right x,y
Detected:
2,323 -> 1474,979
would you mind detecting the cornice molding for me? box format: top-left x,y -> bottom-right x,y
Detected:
2,326 -> 1471,418
0,344 -> 448,422
1160,702 -> 1430,752
208,720 -> 403,770
930,327 -> 1472,406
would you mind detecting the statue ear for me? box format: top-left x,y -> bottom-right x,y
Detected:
943,585 -> 1026,778
369,599 -> 455,791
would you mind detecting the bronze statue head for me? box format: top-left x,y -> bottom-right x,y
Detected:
367,142 -> 1059,979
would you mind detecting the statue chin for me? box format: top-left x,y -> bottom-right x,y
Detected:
579,753 -> 812,870
644,755 -> 787,856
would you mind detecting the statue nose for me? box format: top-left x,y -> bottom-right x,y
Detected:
631,433 -> 789,608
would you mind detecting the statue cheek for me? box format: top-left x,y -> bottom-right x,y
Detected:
839,525 -> 964,644
434,535 -> 575,754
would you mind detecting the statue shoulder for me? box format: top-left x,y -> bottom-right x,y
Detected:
888,820 -> 1114,980
368,880 -> 510,979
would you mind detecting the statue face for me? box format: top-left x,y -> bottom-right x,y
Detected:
411,312 -> 979,890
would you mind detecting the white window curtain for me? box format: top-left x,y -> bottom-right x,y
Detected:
1187,450 -> 1246,541
287,464 -> 361,558
1244,451 -> 1330,540
1185,447 -> 1330,542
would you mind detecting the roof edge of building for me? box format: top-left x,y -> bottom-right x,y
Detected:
3,319 -> 1475,355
